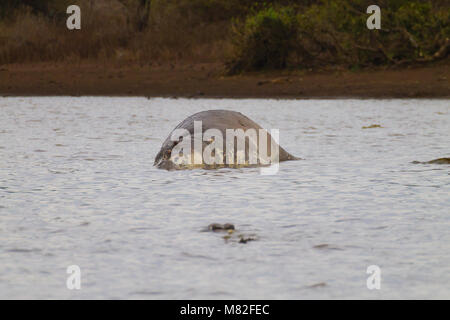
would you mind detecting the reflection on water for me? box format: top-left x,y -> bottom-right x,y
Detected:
0,97 -> 449,299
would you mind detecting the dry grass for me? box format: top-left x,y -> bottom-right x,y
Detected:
0,0 -> 231,66
1,0 -> 447,69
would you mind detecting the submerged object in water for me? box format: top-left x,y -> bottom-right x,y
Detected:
154,110 -> 299,170
412,158 -> 450,164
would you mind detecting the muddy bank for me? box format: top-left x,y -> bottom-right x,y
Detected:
0,61 -> 449,98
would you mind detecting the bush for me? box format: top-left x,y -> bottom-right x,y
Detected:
226,7 -> 297,73
295,0 -> 450,68
0,0 -> 448,68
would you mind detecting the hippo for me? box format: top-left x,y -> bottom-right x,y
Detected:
154,110 -> 299,170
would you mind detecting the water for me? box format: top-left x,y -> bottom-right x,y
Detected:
0,97 -> 449,299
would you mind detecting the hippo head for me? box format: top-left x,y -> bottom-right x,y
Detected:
153,140 -> 177,170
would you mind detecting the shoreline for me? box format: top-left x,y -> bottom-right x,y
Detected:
0,62 -> 449,99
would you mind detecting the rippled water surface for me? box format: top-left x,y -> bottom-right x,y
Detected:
0,97 -> 449,299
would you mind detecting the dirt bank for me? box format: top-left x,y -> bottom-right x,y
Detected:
0,61 -> 449,98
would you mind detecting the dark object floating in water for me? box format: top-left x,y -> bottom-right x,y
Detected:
224,232 -> 257,244
362,124 -> 382,129
412,158 -> 450,164
205,223 -> 257,244
238,235 -> 256,244
208,223 -> 235,231
154,110 -> 299,170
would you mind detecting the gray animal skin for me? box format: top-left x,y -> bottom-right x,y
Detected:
154,110 -> 299,170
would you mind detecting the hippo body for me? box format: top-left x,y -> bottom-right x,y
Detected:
154,110 -> 299,170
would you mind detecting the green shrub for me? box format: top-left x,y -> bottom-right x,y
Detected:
294,0 -> 449,68
227,7 -> 297,73
0,0 -> 448,68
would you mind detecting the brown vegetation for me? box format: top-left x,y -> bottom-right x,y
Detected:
0,0 -> 448,70
0,0 -> 449,97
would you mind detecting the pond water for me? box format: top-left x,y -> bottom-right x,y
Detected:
0,97 -> 449,299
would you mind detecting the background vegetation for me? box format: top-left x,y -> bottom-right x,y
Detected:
0,0 -> 448,72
